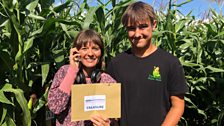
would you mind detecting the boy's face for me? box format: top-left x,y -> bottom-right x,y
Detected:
126,20 -> 156,50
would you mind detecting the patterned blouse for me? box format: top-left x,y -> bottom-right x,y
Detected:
48,65 -> 117,126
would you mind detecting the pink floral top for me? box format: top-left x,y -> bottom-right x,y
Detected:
47,65 -> 117,126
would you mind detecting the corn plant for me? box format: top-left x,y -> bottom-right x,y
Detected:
0,0 -> 82,125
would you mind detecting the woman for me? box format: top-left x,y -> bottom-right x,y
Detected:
48,29 -> 117,126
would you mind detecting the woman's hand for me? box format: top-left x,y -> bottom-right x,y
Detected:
90,114 -> 111,126
69,47 -> 81,69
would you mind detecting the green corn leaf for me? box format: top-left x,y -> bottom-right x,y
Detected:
179,40 -> 192,50
83,6 -> 99,29
206,66 -> 224,73
53,0 -> 72,13
60,23 -> 70,38
0,19 -> 10,28
175,20 -> 186,33
181,61 -> 200,67
218,110 -> 224,126
172,0 -> 192,7
3,88 -> 31,126
95,6 -> 105,33
0,91 -> 14,105
41,63 -> 49,86
5,117 -> 16,126
23,37 -> 34,54
28,13 -> 46,20
52,49 -> 65,64
0,107 -> 7,125
31,25 -> 43,36
15,45 -> 22,62
197,109 -> 207,118
214,30 -> 224,38
26,0 -> 39,11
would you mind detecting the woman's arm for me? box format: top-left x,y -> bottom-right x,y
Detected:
47,65 -> 78,114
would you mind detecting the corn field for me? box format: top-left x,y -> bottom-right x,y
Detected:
0,0 -> 223,126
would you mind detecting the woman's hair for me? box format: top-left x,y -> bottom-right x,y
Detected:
121,1 -> 156,27
72,29 -> 104,69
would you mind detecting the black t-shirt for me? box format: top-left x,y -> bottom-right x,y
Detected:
107,48 -> 188,126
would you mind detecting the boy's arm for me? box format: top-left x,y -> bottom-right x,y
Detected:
162,95 -> 185,126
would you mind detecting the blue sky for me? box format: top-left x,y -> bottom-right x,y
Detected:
55,0 -> 223,18
142,0 -> 223,17
142,0 -> 220,16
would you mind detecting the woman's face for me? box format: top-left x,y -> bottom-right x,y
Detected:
78,42 -> 101,69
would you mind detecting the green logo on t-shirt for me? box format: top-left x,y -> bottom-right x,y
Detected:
148,66 -> 161,81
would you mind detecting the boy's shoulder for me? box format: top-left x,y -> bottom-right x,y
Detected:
112,48 -> 132,60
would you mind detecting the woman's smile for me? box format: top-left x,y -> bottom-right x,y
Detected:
79,42 -> 102,69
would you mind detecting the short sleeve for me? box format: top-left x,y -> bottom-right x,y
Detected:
167,59 -> 188,96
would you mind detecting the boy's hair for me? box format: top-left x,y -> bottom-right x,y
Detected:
72,29 -> 104,69
121,1 -> 156,27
